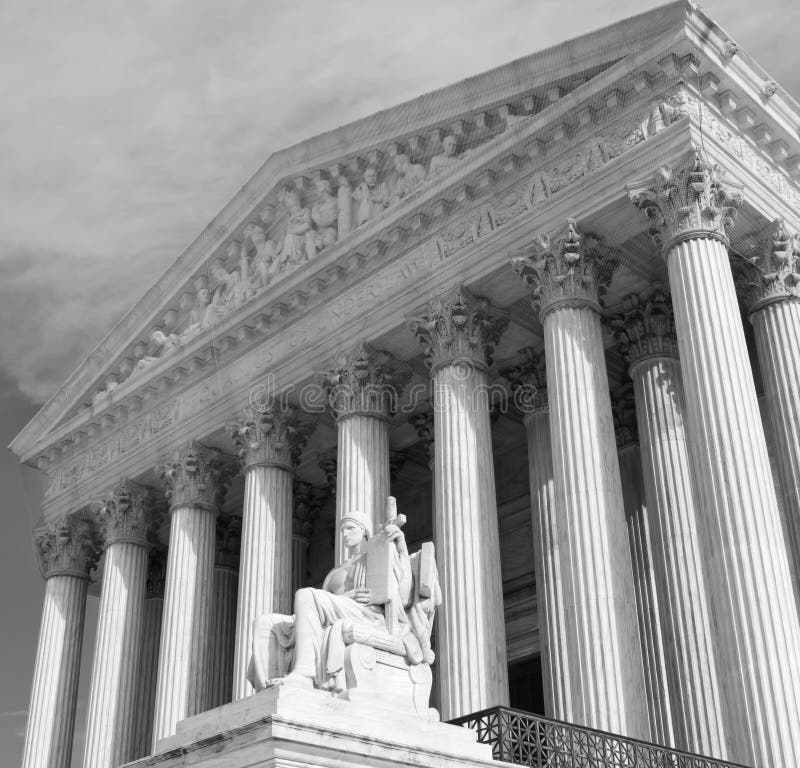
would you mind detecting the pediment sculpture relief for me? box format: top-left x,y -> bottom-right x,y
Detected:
249,496 -> 442,718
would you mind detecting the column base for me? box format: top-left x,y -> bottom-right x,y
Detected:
123,685 -> 494,767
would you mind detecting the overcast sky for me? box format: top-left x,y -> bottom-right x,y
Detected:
1,0 -> 798,764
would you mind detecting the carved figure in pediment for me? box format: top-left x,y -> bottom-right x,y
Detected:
336,175 -> 353,238
249,497 -> 441,717
280,186 -> 315,266
353,165 -> 390,227
428,134 -> 463,178
310,178 -> 339,250
180,288 -> 210,343
245,223 -> 281,291
203,257 -> 236,328
391,153 -> 426,203
130,330 -> 181,378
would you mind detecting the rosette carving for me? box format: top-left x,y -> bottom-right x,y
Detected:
628,149 -> 743,251
215,514 -> 241,570
97,480 -> 157,547
736,221 -> 800,313
230,402 -> 316,470
322,342 -> 410,419
408,285 -> 508,371
608,283 -> 679,367
501,347 -> 548,415
511,218 -> 615,318
35,517 -> 101,579
157,441 -> 235,510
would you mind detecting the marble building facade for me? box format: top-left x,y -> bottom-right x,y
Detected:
10,2 -> 800,767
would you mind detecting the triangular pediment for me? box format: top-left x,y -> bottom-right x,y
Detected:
12,0 -> 800,471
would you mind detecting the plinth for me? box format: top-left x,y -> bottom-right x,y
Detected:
124,684 -> 500,768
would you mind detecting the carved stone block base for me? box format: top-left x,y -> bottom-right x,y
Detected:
126,684 -> 497,768
343,643 -> 435,718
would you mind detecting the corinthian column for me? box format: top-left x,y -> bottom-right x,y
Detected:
83,482 -> 155,768
324,342 -> 408,563
153,442 -> 232,745
739,221 -> 800,610
504,349 -> 567,721
130,549 -> 165,760
291,481 -> 318,595
611,385 -> 672,747
409,285 -> 509,720
612,287 -> 726,757
511,220 -> 648,738
22,518 -> 99,768
207,515 -> 240,710
629,150 -> 800,767
230,404 -> 314,700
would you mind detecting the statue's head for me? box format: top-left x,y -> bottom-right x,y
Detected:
363,166 -> 379,187
315,178 -> 333,196
196,288 -> 210,306
340,510 -> 371,548
442,134 -> 457,157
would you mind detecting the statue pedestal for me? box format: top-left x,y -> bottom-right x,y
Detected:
124,683 -> 500,768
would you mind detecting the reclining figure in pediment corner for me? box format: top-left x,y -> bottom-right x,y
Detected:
248,497 -> 442,720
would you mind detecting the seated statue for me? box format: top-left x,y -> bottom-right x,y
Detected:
249,498 -> 441,718
428,133 -> 463,178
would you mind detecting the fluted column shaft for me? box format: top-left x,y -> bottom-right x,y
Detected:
335,413 -> 389,563
409,286 -> 509,720
523,408 -> 567,720
23,574 -> 88,768
544,304 -> 647,737
152,503 -> 216,745
628,351 -> 726,756
617,442 -> 672,746
130,553 -> 164,761
434,361 -> 509,719
83,542 -> 148,767
83,484 -> 153,768
752,299 -> 800,605
208,565 -> 238,709
232,464 -> 292,699
667,234 -> 800,766
22,520 -> 98,768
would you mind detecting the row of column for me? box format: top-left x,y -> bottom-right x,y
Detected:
21,149 -> 800,768
507,150 -> 800,767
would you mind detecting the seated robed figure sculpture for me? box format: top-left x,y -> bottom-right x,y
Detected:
248,497 -> 442,718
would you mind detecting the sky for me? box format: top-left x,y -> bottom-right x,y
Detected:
0,0 -> 798,764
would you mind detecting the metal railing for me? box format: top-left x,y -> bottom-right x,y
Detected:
449,707 -> 750,768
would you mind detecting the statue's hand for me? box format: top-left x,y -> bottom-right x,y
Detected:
353,587 -> 371,604
384,523 -> 408,554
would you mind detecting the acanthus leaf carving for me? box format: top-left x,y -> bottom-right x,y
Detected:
500,347 -> 548,417
34,516 -> 101,579
627,149 -> 744,251
511,218 -> 615,318
230,401 -> 316,470
157,440 -> 235,510
607,283 -> 679,367
737,220 -> 800,313
408,284 -> 508,371
97,479 -> 158,547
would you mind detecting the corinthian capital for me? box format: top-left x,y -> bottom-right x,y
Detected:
35,517 -> 101,579
608,283 -> 679,368
501,347 -> 548,416
408,285 -> 508,372
628,149 -> 743,252
157,441 -> 234,510
97,480 -> 157,547
322,342 -> 410,419
737,221 -> 800,314
511,218 -> 614,319
231,402 -> 316,470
